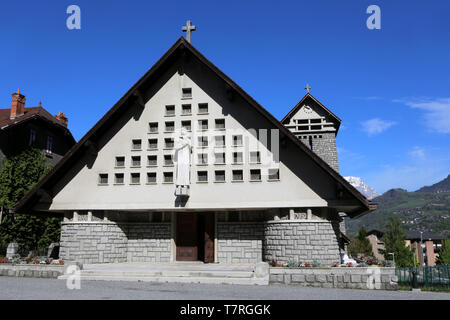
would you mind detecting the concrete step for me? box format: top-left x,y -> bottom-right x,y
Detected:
79,270 -> 254,278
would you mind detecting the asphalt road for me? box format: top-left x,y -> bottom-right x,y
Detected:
1,277 -> 449,300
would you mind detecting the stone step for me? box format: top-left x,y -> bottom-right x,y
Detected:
79,270 -> 254,278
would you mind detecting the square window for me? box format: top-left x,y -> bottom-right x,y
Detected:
297,119 -> 308,124
232,170 -> 243,181
116,156 -> 125,167
198,119 -> 208,130
198,136 -> 208,147
310,119 -> 322,124
99,174 -> 108,185
215,170 -> 225,182
214,152 -> 225,164
268,169 -> 280,180
165,138 -> 174,149
148,138 -> 158,149
232,135 -> 243,146
182,88 -> 192,99
115,173 -> 124,184
132,139 -> 142,150
147,172 -> 157,184
311,125 -> 321,130
233,152 -> 243,164
250,169 -> 261,181
215,119 -> 225,130
198,103 -> 208,114
165,121 -> 175,132
147,155 -> 157,166
250,151 -> 260,163
164,154 -> 174,166
197,153 -> 208,165
149,122 -> 158,133
165,105 -> 175,116
182,104 -> 192,115
215,135 -> 225,147
130,173 -> 140,184
163,172 -> 173,183
298,126 -> 308,131
181,120 -> 191,131
197,171 -> 208,182
131,156 -> 141,167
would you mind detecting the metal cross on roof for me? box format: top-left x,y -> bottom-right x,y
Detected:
305,84 -> 311,93
182,20 -> 196,43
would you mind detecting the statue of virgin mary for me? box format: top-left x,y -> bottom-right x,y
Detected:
174,128 -> 192,191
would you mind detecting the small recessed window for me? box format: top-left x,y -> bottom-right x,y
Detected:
319,135 -> 322,138
197,171 -> 208,182
268,169 -> 280,181
311,125 -> 321,130
165,105 -> 175,116
147,172 -> 157,184
233,152 -> 243,164
148,155 -> 157,166
46,136 -> 53,154
250,169 -> 261,181
250,151 -> 260,163
182,88 -> 192,99
198,103 -> 208,114
115,173 -> 124,184
198,136 -> 208,147
232,170 -> 243,182
130,173 -> 140,184
310,119 -> 322,124
297,119 -> 308,124
116,156 -> 125,167
215,135 -> 225,147
198,119 -> 208,130
215,170 -> 225,182
215,119 -> 225,130
164,154 -> 174,166
198,153 -> 208,165
182,104 -> 192,115
232,135 -> 243,146
181,120 -> 191,131
131,156 -> 141,167
29,129 -> 37,146
149,122 -> 158,133
214,152 -> 225,164
148,138 -> 158,149
298,126 -> 309,131
165,138 -> 174,149
132,139 -> 142,150
165,121 -> 175,132
163,172 -> 173,183
99,174 -> 108,185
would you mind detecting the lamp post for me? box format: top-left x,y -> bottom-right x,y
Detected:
419,231 -> 424,272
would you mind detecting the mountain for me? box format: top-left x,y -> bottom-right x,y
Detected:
417,174 -> 450,193
344,176 -> 380,200
346,175 -> 450,238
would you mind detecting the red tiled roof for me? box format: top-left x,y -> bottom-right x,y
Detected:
0,106 -> 67,130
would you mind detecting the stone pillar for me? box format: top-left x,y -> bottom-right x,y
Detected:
6,242 -> 19,259
307,209 -> 312,220
87,211 -> 92,222
289,209 -> 295,220
73,211 -> 79,222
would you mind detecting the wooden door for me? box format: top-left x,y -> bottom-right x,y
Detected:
204,213 -> 215,263
176,213 -> 198,261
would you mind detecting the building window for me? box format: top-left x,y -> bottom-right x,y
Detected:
115,173 -> 124,185
198,136 -> 208,147
298,126 -> 309,131
182,104 -> 192,115
165,138 -> 174,149
99,174 -> 108,185
250,169 -> 261,181
115,156 -> 125,167
182,88 -> 192,99
130,173 -> 140,184
197,171 -> 208,182
132,139 -> 142,150
310,119 -> 322,124
131,156 -> 141,167
198,153 -> 208,165
215,135 -> 225,147
164,154 -> 174,166
232,135 -> 243,146
232,170 -> 243,182
214,152 -> 225,165
250,151 -> 260,163
147,155 -> 157,166
163,172 -> 173,183
46,136 -> 53,154
149,122 -> 158,133
198,119 -> 208,130
147,172 -> 157,184
165,121 -> 175,132
311,125 -> 321,130
268,168 -> 280,181
297,119 -> 308,124
215,119 -> 225,130
198,103 -> 208,114
148,138 -> 158,149
29,129 -> 36,146
215,170 -> 225,182
181,120 -> 191,131
233,152 -> 243,164
165,105 -> 175,116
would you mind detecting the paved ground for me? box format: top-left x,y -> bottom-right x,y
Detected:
1,277 -> 449,300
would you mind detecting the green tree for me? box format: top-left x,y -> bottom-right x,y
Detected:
0,148 -> 60,251
381,217 -> 415,267
436,240 -> 450,265
348,227 -> 374,258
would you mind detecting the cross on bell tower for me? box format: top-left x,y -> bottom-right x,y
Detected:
305,84 -> 311,93
182,20 -> 196,43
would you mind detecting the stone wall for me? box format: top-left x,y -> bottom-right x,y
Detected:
270,267 -> 398,290
311,132 -> 339,172
0,264 -> 65,279
217,222 -> 264,263
126,223 -> 171,263
263,220 -> 341,265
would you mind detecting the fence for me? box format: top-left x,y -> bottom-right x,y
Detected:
396,265 -> 450,288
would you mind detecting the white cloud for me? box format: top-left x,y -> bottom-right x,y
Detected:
409,146 -> 425,160
361,118 -> 396,136
401,98 -> 450,133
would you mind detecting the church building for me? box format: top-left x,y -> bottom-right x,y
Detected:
14,31 -> 376,265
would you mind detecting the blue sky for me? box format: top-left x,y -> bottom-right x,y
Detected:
1,0 -> 449,193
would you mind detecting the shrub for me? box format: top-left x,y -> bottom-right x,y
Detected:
286,259 -> 299,268
311,260 -> 320,267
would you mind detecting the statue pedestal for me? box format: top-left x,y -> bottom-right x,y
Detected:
175,185 -> 190,197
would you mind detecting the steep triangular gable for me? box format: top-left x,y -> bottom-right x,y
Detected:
14,37 -> 375,218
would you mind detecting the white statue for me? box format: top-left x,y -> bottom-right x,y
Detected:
174,128 -> 191,196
